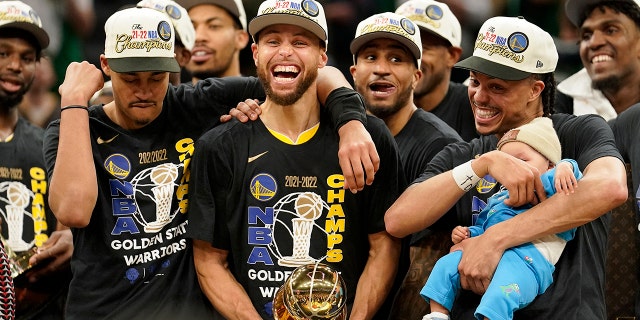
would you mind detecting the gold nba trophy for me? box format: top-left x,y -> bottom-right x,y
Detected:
273,263 -> 347,320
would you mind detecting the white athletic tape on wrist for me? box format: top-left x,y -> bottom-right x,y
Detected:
451,160 -> 480,192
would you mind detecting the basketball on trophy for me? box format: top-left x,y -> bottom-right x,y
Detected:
272,263 -> 346,320
294,192 -> 323,220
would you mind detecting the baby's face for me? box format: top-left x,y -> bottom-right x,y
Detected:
499,141 -> 553,173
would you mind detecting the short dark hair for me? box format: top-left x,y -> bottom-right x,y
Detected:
579,0 -> 640,29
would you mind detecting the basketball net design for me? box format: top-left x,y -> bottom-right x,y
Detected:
129,163 -> 181,233
0,182 -> 37,279
0,182 -> 34,252
278,192 -> 325,267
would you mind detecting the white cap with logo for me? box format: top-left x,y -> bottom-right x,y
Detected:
395,0 -> 461,47
350,12 -> 422,68
455,16 -> 558,81
176,0 -> 247,30
0,1 -> 49,50
249,0 -> 328,49
137,0 -> 196,51
104,7 -> 180,73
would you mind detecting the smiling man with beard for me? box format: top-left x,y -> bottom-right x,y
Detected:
187,1 -> 405,318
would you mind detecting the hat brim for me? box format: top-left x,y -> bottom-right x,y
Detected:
455,56 -> 531,81
249,13 -> 327,43
1,22 -> 49,50
350,32 -> 421,62
565,0 -> 602,26
108,57 -> 180,73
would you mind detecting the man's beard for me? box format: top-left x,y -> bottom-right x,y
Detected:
592,74 -> 621,93
366,84 -> 413,119
0,87 -> 29,112
257,67 -> 317,106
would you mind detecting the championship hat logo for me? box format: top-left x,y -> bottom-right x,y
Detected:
426,4 -> 443,20
104,7 -> 180,73
454,16 -> 557,80
508,32 -> 528,54
0,1 -> 49,49
164,4 -> 182,20
249,0 -> 329,48
301,0 -> 319,17
350,12 -> 422,68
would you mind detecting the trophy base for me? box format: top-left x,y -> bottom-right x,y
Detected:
278,256 -> 315,267
143,220 -> 170,233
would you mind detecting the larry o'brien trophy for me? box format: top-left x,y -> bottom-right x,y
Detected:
273,263 -> 347,320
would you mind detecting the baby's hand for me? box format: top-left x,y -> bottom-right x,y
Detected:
554,161 -> 578,195
451,226 -> 470,244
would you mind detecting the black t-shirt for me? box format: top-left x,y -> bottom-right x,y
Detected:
42,77 -> 265,320
429,82 -> 478,142
610,103 -> 640,318
188,114 -> 404,319
415,114 -> 622,319
395,109 -> 462,184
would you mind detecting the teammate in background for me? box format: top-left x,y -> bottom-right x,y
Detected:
176,0 -> 249,81
187,1 -> 404,318
395,0 -> 477,142
421,117 -> 582,320
138,0 -> 196,86
556,0 -> 640,121
43,5 -> 378,319
385,16 -> 627,319
0,2 -> 73,319
348,11 -> 463,318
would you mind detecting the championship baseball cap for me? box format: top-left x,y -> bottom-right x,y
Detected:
497,117 -> 561,164
565,0 -> 640,26
176,0 -> 247,30
395,0 -> 461,47
0,1 -> 49,50
249,0 -> 328,48
350,12 -> 422,68
104,7 -> 180,73
137,0 -> 196,50
455,16 -> 558,81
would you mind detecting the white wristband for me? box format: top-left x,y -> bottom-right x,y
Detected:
451,160 -> 481,192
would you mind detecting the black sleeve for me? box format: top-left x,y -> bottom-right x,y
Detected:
42,120 -> 61,181
171,76 -> 266,117
323,87 -> 367,129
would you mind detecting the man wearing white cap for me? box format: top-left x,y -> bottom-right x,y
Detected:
187,1 -> 404,318
44,4 -> 379,319
556,0 -> 640,121
0,2 -> 75,320
348,11 -> 463,318
176,0 -> 250,81
395,0 -> 477,142
385,16 -> 627,319
422,117 -> 582,320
